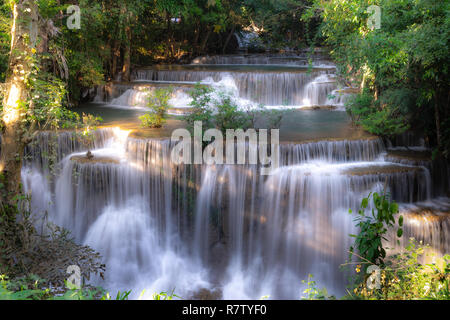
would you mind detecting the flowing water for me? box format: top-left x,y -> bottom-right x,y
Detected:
94,62 -> 347,110
22,54 -> 449,299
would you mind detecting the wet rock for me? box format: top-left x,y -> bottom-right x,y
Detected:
343,164 -> 421,176
190,288 -> 222,300
70,155 -> 120,164
386,149 -> 432,162
297,105 -> 337,110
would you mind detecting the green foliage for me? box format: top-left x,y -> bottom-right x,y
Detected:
345,90 -> 409,138
0,0 -> 322,104
58,0 -> 109,102
0,196 -> 106,292
1,273 -> 181,301
184,83 -> 286,136
358,108 -> 409,137
184,83 -> 252,135
139,87 -> 173,128
0,42 -> 81,134
306,0 -> 450,155
151,289 -> 181,300
0,274 -> 106,300
139,113 -> 160,128
345,89 -> 374,123
0,27 -> 84,140
244,0 -> 317,49
0,274 -> 50,300
0,1 -> 10,82
303,195 -> 448,300
301,274 -> 335,300
184,84 -> 215,130
100,290 -> 132,300
210,92 -> 252,135
348,192 -> 402,269
350,239 -> 450,300
28,74 -> 79,130
1,274 -> 136,300
76,113 -> 103,151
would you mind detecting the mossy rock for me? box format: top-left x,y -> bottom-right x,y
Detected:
70,155 -> 120,164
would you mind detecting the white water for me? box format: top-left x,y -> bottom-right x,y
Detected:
22,126 -> 449,299
95,73 -> 352,113
21,53 -> 449,299
94,55 -> 352,111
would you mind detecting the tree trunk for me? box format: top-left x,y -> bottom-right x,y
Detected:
122,25 -> 131,82
166,12 -> 173,60
1,0 -> 38,211
193,20 -> 200,56
200,26 -> 212,54
434,85 -> 441,148
223,25 -> 236,54
111,39 -> 120,80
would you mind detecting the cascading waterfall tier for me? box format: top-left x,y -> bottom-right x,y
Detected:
22,129 -> 449,299
19,50 -> 448,299
23,128 -> 115,173
280,137 -> 385,165
191,53 -> 335,68
384,149 -> 450,197
94,81 -> 195,109
92,53 -> 351,110
130,67 -> 335,106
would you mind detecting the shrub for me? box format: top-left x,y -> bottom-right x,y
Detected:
350,239 -> 450,300
184,83 -> 287,135
345,90 -> 410,138
301,274 -> 335,300
184,83 -> 251,135
348,192 -> 403,271
139,87 -> 173,128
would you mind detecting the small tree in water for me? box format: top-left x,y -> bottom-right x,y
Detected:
139,87 -> 173,128
77,113 -> 103,159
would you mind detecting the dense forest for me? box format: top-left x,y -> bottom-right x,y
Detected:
1,0 -> 447,152
0,0 -> 449,301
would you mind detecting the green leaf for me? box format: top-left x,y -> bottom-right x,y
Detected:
361,197 -> 369,208
398,215 -> 403,227
390,202 -> 399,214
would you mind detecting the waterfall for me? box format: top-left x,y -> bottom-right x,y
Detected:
234,31 -> 263,51
386,198 -> 450,260
280,138 -> 385,164
97,56 -> 343,109
131,68 -> 333,106
191,53 -> 335,68
21,128 -> 449,299
109,89 -> 148,108
302,74 -> 337,106
23,128 -> 116,174
21,52 -> 449,299
92,82 -> 193,111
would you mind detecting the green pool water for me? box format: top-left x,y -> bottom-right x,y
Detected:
73,103 -> 369,142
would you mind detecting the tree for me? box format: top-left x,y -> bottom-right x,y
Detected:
139,87 -> 173,128
1,0 -> 77,214
304,0 -> 449,155
1,0 -> 40,212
